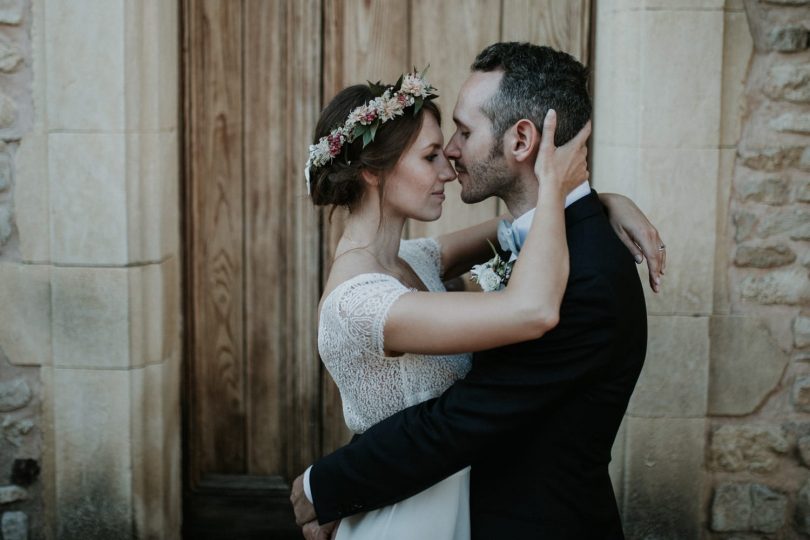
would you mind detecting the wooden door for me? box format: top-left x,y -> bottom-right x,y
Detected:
182,1 -> 591,538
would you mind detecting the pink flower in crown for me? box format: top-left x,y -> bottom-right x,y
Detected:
400,74 -> 429,97
327,132 -> 343,157
354,104 -> 377,125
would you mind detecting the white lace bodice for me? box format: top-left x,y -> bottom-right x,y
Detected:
318,238 -> 472,434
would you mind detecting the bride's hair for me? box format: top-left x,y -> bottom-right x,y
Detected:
309,84 -> 440,211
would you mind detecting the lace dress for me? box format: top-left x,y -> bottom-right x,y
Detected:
318,238 -> 473,540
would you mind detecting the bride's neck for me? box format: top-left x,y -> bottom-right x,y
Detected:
340,200 -> 405,267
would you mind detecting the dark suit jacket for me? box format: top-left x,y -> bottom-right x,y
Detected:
310,191 -> 647,539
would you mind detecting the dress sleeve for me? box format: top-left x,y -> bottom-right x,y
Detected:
333,275 -> 413,357
399,237 -> 444,280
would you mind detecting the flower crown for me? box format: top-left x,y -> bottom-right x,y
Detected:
305,67 -> 438,195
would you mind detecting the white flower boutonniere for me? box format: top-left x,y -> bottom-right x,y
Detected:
470,241 -> 514,292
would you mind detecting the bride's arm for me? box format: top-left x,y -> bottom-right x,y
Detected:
385,110 -> 587,356
437,196 -> 666,287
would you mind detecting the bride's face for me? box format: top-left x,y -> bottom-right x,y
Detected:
381,112 -> 456,222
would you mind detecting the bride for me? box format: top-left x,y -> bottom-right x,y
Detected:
302,69 -> 661,540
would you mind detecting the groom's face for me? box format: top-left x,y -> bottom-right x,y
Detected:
445,71 -> 515,204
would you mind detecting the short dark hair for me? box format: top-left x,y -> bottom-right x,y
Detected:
471,42 -> 591,147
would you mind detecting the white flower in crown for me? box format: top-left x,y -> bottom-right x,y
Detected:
305,67 -> 437,195
400,73 -> 430,97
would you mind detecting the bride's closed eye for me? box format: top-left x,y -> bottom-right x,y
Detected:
426,153 -> 440,162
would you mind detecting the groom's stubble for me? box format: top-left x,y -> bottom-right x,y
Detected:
461,141 -> 536,217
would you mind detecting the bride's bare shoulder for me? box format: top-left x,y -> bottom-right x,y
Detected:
321,250 -> 387,302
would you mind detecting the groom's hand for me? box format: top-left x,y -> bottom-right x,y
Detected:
302,519 -> 339,540
290,473 -> 317,525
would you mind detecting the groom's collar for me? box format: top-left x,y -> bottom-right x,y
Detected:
510,181 -> 593,232
565,187 -> 603,228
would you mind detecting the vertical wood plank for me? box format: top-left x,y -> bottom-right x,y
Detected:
285,0 -> 323,477
243,0 -> 286,476
320,0 -> 410,454
501,0 -> 592,64
408,0 -> 502,239
188,0 -> 245,476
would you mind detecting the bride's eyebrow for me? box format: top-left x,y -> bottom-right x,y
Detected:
421,142 -> 442,152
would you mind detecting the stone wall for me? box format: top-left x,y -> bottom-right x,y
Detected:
0,1 -> 183,539
594,0 -> 810,538
0,1 -> 43,539
708,0 -> 810,538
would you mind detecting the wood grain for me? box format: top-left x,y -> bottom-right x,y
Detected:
501,0 -> 591,64
408,0 -> 502,239
187,0 -> 245,476
320,0 -> 410,455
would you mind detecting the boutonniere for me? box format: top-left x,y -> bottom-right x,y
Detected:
470,241 -> 514,292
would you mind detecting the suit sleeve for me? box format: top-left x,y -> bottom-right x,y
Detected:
310,269 -> 617,524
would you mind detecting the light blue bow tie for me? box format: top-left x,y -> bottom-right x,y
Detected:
497,219 -> 523,255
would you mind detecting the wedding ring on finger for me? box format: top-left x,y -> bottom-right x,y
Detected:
658,244 -> 666,252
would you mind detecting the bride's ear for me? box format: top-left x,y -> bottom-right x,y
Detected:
506,119 -> 540,164
360,169 -> 381,188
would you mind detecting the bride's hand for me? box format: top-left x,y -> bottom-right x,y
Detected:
534,109 -> 591,197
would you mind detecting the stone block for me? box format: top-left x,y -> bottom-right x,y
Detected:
623,417 -> 705,539
629,316 -> 708,417
757,208 -> 810,237
736,176 -> 791,205
52,266 -> 130,369
710,425 -> 788,473
46,0 -> 125,131
750,484 -> 787,533
709,316 -> 790,415
740,268 -> 810,306
49,132 -> 127,265
802,147 -> 810,172
52,368 -> 133,539
764,64 -> 810,103
13,133 -> 49,262
0,90 -> 16,129
637,9 -> 723,148
740,146 -> 803,171
766,26 -> 809,53
796,315 -> 810,348
0,263 -> 52,366
793,376 -> 810,412
0,202 -> 13,251
0,485 -> 28,504
0,141 -> 11,192
764,0 -> 810,4
592,8 -> 642,148
797,478 -> 810,534
734,210 -> 758,242
791,223 -> 810,241
0,37 -> 22,73
1,511 -> 27,540
799,436 -> 810,467
798,180 -> 810,203
734,243 -> 796,268
125,131 -> 180,262
638,148 -> 719,314
770,112 -> 810,134
2,417 -> 34,448
0,378 -> 31,412
711,482 -> 787,533
0,0 -> 24,24
720,9 -> 753,147
124,1 -> 179,132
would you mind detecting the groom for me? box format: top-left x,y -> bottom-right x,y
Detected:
292,42 -> 648,539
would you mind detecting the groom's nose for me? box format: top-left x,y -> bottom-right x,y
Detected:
444,136 -> 461,160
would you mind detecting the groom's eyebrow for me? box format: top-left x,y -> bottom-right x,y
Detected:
452,116 -> 467,128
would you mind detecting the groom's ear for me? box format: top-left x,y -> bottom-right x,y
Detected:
506,119 -> 541,164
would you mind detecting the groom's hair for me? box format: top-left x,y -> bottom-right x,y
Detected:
471,42 -> 591,148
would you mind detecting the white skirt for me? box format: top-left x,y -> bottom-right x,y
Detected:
334,466 -> 471,540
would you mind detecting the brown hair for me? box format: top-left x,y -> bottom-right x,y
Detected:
308,84 -> 440,211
